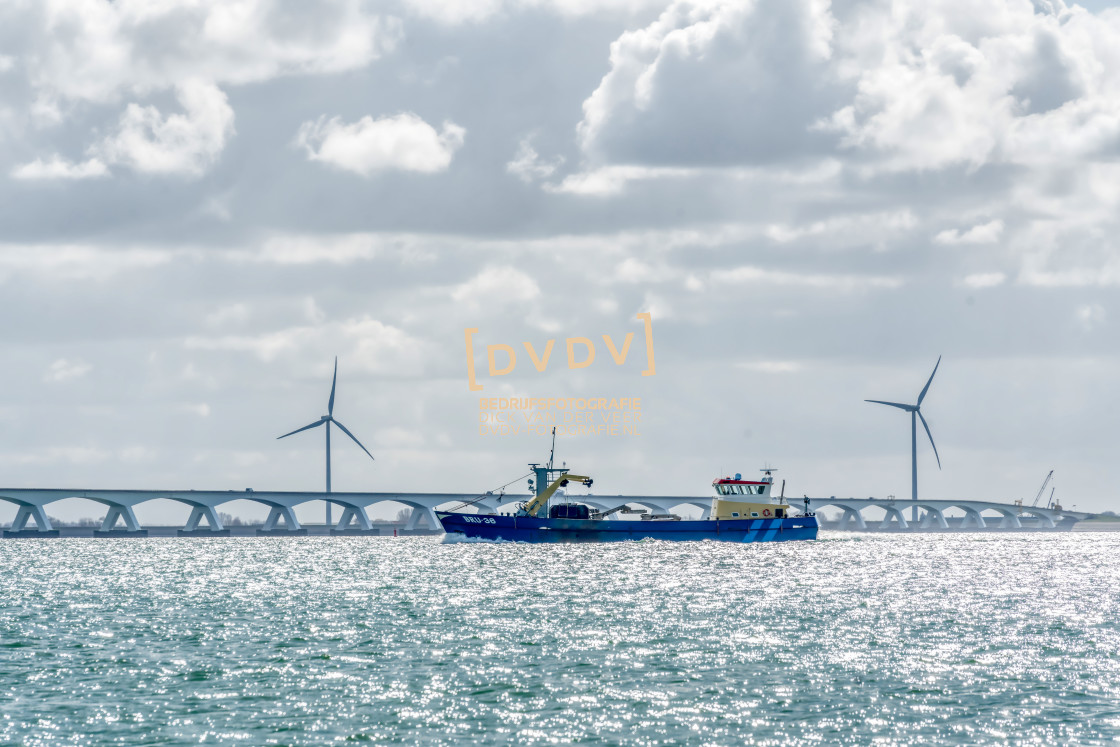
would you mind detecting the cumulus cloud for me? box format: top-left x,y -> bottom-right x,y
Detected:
95,80 -> 235,176
959,272 -> 1007,289
712,266 -> 904,292
545,165 -> 696,196
44,358 -> 92,382
822,2 -> 1120,172
934,220 -> 1005,245
451,266 -> 540,308
14,81 -> 236,179
577,0 -> 841,166
403,0 -> 669,24
736,361 -> 803,374
1076,303 -> 1106,330
296,113 -> 466,176
506,137 -> 564,183
569,0 -> 1120,194
765,210 -> 917,248
19,0 -> 400,106
184,316 -> 430,376
11,155 -> 108,180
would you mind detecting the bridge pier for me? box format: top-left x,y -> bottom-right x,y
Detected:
10,504 -> 53,532
259,505 -> 305,534
960,508 -> 987,529
404,506 -> 441,531
838,507 -> 867,531
183,505 -> 224,532
1033,512 -> 1057,529
334,505 -> 373,531
98,504 -> 144,533
880,506 -> 909,531
998,512 -> 1022,529
918,507 -> 949,530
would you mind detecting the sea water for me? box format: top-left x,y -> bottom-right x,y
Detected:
2,532 -> 1119,745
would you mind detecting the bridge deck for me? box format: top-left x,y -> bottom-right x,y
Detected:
0,488 -> 1093,534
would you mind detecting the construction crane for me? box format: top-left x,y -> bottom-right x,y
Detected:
1013,470 -> 1053,509
1025,472 -> 1052,508
1030,470 -> 1054,507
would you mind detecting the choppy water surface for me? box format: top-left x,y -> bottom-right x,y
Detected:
3,533 -> 1120,745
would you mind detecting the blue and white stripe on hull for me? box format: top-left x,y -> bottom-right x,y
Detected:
436,512 -> 818,544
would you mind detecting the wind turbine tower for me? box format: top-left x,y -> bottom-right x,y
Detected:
866,357 -> 942,522
277,357 -> 375,526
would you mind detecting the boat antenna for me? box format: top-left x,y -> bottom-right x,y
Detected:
547,426 -> 557,471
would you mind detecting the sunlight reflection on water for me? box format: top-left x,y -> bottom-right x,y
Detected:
2,532 -> 1119,744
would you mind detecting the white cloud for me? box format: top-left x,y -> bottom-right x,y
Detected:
0,55 -> 16,73
1019,264 -> 1120,287
180,403 -> 212,418
451,266 -> 540,307
736,361 -> 803,374
765,210 -> 917,247
960,272 -> 1007,289
576,0 -> 839,166
11,155 -> 108,180
1076,304 -> 1106,330
205,303 -> 251,328
506,137 -> 564,183
402,0 -> 668,24
613,257 -> 676,283
822,2 -> 1120,173
545,165 -> 696,196
713,266 -> 904,291
0,446 -> 112,467
44,358 -> 92,382
0,245 -> 177,281
296,113 -> 465,176
22,0 -> 400,106
95,80 -> 235,176
184,316 -> 429,375
935,220 -> 1005,245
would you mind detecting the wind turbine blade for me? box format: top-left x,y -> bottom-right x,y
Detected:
865,399 -> 916,411
917,355 -> 941,406
277,420 -> 325,439
331,418 -> 375,461
328,357 -> 338,416
918,411 -> 941,469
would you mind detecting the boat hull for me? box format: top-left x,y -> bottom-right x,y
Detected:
436,512 -> 818,543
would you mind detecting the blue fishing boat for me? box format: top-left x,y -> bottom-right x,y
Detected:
437,432 -> 817,543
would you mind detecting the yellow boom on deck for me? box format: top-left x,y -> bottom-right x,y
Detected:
518,473 -> 593,518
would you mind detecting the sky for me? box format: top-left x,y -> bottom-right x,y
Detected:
1,0 -> 1119,525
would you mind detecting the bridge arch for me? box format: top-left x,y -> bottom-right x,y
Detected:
1016,507 -> 1057,529
811,500 -> 869,531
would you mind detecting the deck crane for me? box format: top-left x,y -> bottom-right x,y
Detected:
516,471 -> 593,518
518,427 -> 593,518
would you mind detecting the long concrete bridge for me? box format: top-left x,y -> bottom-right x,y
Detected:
0,488 -> 718,537
809,497 -> 1090,531
0,488 -> 1091,536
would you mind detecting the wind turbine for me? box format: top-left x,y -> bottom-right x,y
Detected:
277,357 -> 374,526
865,356 -> 942,522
